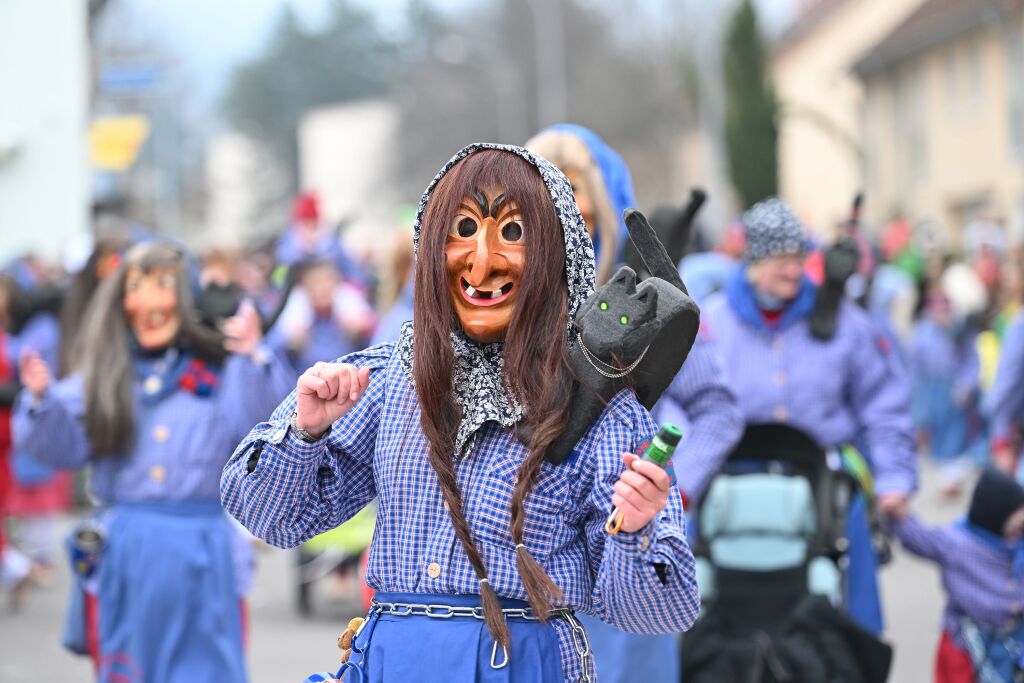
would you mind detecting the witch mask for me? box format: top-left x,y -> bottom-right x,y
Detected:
123,265 -> 182,350
445,185 -> 527,343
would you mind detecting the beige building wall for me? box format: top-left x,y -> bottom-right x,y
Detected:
861,14 -> 1024,248
771,0 -> 924,236
298,99 -> 401,261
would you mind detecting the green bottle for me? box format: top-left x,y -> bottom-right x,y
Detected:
605,423 -> 683,534
639,424 -> 683,467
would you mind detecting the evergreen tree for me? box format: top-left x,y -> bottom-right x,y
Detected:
724,0 -> 778,208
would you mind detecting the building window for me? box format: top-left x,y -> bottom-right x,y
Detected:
1009,31 -> 1024,163
966,39 -> 984,109
945,47 -> 959,116
910,71 -> 929,181
894,69 -> 929,184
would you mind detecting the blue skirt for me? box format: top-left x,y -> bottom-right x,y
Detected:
307,592 -> 565,683
97,501 -> 246,683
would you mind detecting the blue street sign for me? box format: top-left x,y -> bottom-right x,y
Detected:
99,65 -> 161,94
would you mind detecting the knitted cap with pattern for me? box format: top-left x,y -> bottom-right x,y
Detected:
743,198 -> 807,262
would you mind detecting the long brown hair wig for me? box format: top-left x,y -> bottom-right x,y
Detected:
413,149 -> 576,648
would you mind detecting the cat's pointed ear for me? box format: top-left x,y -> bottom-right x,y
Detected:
624,209 -> 689,295
609,267 -> 638,295
634,285 -> 659,310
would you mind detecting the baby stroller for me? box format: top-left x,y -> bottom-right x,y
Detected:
682,424 -> 893,682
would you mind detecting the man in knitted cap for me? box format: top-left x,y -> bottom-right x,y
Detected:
702,197 -> 917,634
886,468 -> 1024,682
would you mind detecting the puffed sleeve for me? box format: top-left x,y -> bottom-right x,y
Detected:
12,375 -> 90,470
985,313 -> 1024,444
845,306 -> 917,496
220,344 -> 391,548
581,390 -> 700,634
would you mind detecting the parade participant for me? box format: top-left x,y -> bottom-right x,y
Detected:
526,124 -> 632,285
884,467 -> 1024,683
275,192 -> 367,290
985,310 -> 1024,477
529,125 -> 740,682
703,197 -> 917,634
268,259 -> 377,377
13,242 -> 293,683
0,285 -> 36,609
0,273 -> 69,585
221,144 -> 700,682
678,221 -> 745,305
909,291 -> 983,496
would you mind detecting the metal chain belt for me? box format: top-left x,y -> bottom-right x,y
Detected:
368,600 -> 594,682
558,609 -> 593,683
369,599 -> 541,621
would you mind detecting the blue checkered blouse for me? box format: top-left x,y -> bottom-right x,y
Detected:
220,342 -> 700,681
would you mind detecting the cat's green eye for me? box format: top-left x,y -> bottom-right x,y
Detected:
599,302 -> 608,311
619,315 -> 629,325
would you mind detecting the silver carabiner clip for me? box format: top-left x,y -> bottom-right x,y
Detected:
490,641 -> 510,670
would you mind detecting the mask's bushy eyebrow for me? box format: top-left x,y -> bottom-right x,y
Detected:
471,188 -> 489,218
490,193 -> 509,218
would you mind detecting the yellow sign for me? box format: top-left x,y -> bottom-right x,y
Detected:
89,115 -> 150,171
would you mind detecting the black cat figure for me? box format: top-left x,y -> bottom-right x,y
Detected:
540,209 -> 701,465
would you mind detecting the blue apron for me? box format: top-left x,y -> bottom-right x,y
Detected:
304,592 -> 566,683
97,501 -> 246,683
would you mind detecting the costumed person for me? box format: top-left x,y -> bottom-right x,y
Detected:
884,467 -> 1024,682
529,126 -> 741,682
0,280 -> 35,608
12,243 -> 293,683
984,309 -> 1024,478
702,198 -> 917,634
275,192 -> 368,291
221,144 -> 701,682
525,124 -> 632,285
678,221 -> 745,306
370,220 -> 416,346
0,272 -> 70,585
868,218 -> 921,350
267,259 -> 377,377
909,291 -> 984,496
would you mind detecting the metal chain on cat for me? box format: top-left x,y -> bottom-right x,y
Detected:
575,332 -> 650,379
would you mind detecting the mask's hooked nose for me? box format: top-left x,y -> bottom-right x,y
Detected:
467,223 -> 497,287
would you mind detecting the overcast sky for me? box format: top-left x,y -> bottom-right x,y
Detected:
102,0 -> 795,112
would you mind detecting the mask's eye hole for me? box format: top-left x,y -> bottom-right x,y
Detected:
619,315 -> 629,325
159,273 -> 175,289
599,301 -> 609,311
453,217 -> 477,238
501,222 -> 523,242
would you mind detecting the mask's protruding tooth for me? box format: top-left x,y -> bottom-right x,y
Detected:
465,284 -> 478,297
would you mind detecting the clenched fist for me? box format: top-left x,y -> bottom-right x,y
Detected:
19,350 -> 51,401
295,362 -> 371,440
